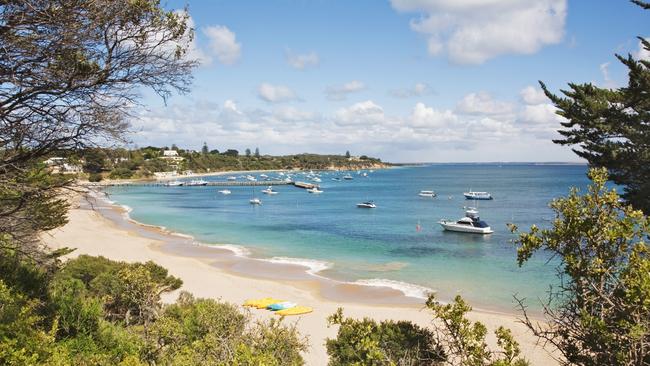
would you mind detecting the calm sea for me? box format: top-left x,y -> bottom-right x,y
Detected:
105,164 -> 591,312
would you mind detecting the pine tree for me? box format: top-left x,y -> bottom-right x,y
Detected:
202,142 -> 209,155
543,1 -> 650,213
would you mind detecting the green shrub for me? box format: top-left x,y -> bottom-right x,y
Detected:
88,173 -> 103,182
109,167 -> 134,179
327,308 -> 445,365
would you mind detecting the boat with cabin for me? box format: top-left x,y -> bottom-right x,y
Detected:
438,208 -> 493,234
463,190 -> 493,200
418,190 -> 436,198
357,201 -> 376,208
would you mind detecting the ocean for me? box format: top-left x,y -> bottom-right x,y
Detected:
104,164 -> 591,312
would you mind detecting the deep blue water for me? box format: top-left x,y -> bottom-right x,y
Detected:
105,164 -> 591,311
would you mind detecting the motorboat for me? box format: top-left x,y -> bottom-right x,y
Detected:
418,190 -> 436,198
246,175 -> 257,181
438,208 -> 493,234
262,186 -> 278,195
331,177 -> 341,181
185,179 -> 208,186
343,174 -> 353,180
307,187 -> 323,194
166,180 -> 183,187
218,189 -> 231,195
260,174 -> 268,179
463,190 -> 493,200
311,177 -> 322,182
249,198 -> 262,205
227,176 -> 237,181
357,201 -> 376,208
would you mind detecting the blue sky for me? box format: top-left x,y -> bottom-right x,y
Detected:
132,0 -> 649,162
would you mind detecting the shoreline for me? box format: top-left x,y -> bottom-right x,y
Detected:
42,191 -> 558,365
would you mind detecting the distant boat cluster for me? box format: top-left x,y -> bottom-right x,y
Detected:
166,170 -> 496,235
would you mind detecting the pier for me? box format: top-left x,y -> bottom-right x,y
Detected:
91,180 -> 320,188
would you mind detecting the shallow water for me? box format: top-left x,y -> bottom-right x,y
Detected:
105,164 -> 591,312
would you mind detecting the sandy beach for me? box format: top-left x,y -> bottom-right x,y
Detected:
42,193 -> 558,366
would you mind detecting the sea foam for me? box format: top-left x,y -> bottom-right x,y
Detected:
266,256 -> 333,275
352,279 -> 435,299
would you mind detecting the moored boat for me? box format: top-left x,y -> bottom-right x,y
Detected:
418,190 -> 436,197
357,201 -> 376,208
438,208 -> 493,234
463,190 -> 493,200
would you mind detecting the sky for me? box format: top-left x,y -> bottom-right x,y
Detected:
130,0 -> 649,163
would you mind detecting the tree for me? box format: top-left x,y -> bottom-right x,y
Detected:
509,168 -> 650,365
345,150 -> 351,158
254,147 -> 260,157
0,0 -> 196,254
201,142 -> 209,155
222,149 -> 239,157
245,148 -> 252,157
542,1 -> 650,213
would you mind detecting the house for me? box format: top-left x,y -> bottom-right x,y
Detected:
162,150 -> 184,162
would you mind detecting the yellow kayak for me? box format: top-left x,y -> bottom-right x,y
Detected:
275,306 -> 313,316
243,298 -> 284,309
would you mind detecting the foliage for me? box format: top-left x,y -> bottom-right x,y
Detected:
542,1 -> 650,213
509,167 -> 650,365
58,255 -> 182,326
327,297 -> 528,366
425,295 -> 528,366
327,308 -> 444,365
0,0 -> 196,252
0,279 -> 55,365
109,168 -> 135,179
145,292 -> 307,365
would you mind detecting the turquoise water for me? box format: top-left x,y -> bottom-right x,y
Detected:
105,164 -> 590,312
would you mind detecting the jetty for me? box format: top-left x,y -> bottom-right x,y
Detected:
91,180 -> 321,188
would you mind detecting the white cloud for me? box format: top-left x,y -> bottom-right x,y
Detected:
409,102 -> 457,128
257,83 -> 299,103
390,83 -> 433,98
520,85 -> 548,105
325,80 -> 366,101
633,37 -> 650,61
273,106 -> 316,122
334,100 -> 386,125
203,25 -> 241,65
390,0 -> 567,64
286,49 -> 320,69
456,92 -> 513,115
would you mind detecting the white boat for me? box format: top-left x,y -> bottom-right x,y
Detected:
312,177 -> 322,182
246,175 -> 257,181
284,177 -> 293,182
249,198 -> 262,205
262,186 -> 278,195
260,174 -> 268,179
218,189 -> 231,195
418,190 -> 436,198
227,176 -> 237,181
463,190 -> 493,200
186,179 -> 208,186
343,174 -> 353,180
166,180 -> 183,187
307,187 -> 323,194
438,208 -> 493,234
357,201 -> 376,208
